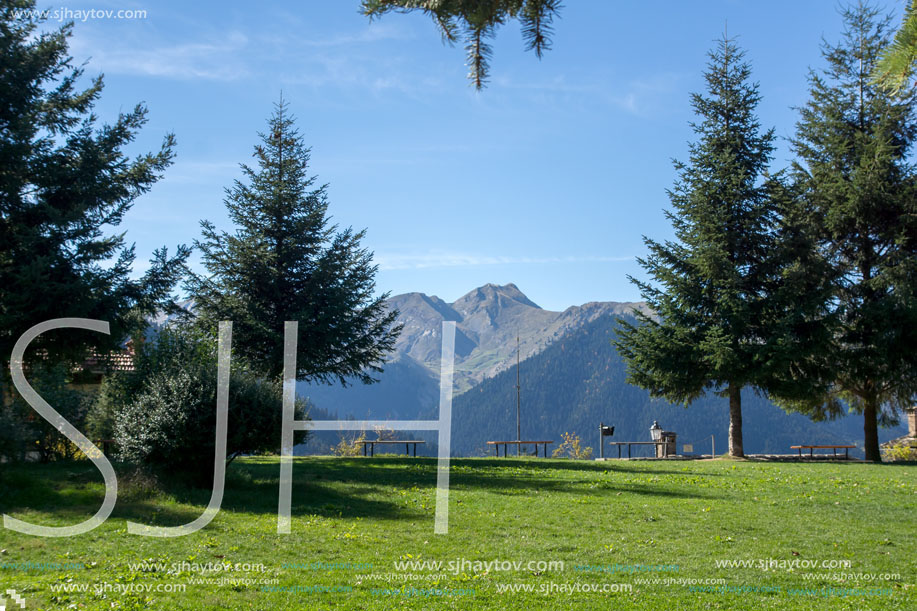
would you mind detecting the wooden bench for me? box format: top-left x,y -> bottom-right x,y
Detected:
486,440 -> 554,458
359,440 -> 425,457
790,444 -> 855,459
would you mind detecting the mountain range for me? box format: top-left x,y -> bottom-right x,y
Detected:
296,283 -> 643,422
291,283 -> 906,457
386,283 -> 646,392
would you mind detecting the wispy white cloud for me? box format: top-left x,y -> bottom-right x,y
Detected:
492,71 -> 684,116
296,23 -> 415,48
275,50 -> 449,99
70,30 -> 250,80
68,17 -> 429,94
375,251 -> 633,271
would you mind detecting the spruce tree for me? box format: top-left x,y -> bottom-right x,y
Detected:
615,37 -> 788,458
0,0 -> 189,374
188,99 -> 401,384
789,4 -> 917,462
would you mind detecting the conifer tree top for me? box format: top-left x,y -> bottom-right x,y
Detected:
188,98 -> 400,384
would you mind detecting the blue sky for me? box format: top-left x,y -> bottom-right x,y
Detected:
52,0 -> 903,311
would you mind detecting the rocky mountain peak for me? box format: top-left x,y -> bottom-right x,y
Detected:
451,282 -> 541,316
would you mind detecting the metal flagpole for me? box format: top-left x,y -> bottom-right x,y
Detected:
516,335 -> 521,456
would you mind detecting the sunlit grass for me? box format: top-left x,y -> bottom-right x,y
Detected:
0,457 -> 914,609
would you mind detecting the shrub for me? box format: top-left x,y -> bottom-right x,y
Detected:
332,430 -> 367,457
372,425 -> 396,441
552,431 -> 593,460
6,363 -> 91,462
114,326 -> 307,484
85,371 -> 135,442
881,441 -> 917,462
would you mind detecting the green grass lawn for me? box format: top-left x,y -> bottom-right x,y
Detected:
0,456 -> 914,610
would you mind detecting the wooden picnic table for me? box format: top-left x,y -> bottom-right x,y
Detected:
486,440 -> 554,457
359,440 -> 425,457
790,444 -> 855,459
604,441 -> 671,459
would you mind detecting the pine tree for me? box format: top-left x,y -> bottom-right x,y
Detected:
188,99 -> 401,384
0,0 -> 189,374
361,0 -> 561,89
789,4 -> 917,462
615,37 -> 792,458
874,0 -> 917,93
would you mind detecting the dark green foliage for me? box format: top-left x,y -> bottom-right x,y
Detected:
787,4 -> 917,461
114,326 -> 308,484
614,37 -> 794,458
361,0 -> 561,89
5,363 -> 90,462
753,180 -> 838,409
84,372 -> 134,441
187,99 -> 400,386
0,0 -> 189,375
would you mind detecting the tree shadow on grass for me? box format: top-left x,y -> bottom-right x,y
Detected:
0,460 -> 425,526
237,457 -> 723,503
0,457 -> 722,528
0,464 -> 206,527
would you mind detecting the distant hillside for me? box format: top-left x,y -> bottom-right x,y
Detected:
298,356 -> 439,421
451,313 -> 907,458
